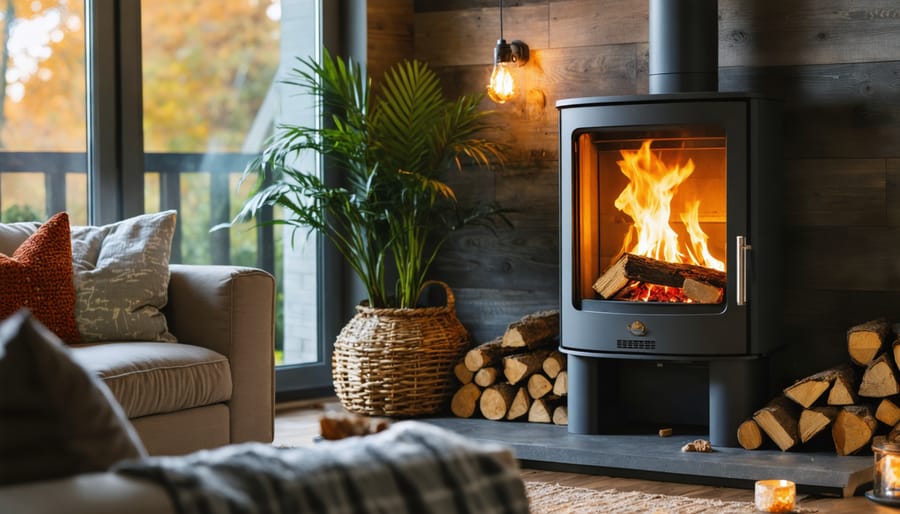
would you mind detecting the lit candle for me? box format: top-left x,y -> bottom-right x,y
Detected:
754,479 -> 796,513
882,454 -> 900,495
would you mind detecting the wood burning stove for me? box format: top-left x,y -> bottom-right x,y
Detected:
557,0 -> 783,447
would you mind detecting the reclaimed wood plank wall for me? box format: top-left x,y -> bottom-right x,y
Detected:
369,0 -> 900,388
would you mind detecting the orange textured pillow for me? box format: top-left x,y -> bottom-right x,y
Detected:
0,212 -> 80,343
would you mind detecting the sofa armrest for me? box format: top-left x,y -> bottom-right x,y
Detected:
164,264 -> 275,444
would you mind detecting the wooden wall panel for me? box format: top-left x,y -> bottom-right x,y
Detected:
889,159 -> 900,227
415,4 -> 549,67
451,288 -> 559,343
783,159 -> 886,227
404,0 -> 900,387
719,62 -> 900,159
548,0 -> 647,48
785,226 -> 900,291
368,0 -> 414,83
718,0 -> 900,67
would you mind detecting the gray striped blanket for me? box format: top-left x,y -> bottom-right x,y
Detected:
114,421 -> 529,514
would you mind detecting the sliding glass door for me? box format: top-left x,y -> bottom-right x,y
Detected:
138,0 -> 329,393
0,0 -> 333,396
0,0 -> 87,224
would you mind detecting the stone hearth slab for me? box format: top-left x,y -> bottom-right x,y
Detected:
423,417 -> 873,497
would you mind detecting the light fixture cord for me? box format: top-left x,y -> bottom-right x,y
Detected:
498,0 -> 504,39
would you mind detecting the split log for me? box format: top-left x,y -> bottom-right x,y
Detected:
893,337 -> 900,374
832,405 -> 877,456
799,406 -> 840,444
592,253 -> 727,299
859,353 -> 899,398
527,373 -> 553,400
474,367 -> 501,388
552,405 -> 568,426
889,424 -> 900,443
464,337 -> 520,372
528,395 -> 564,423
553,370 -> 568,396
451,383 -> 482,418
848,318 -> 892,367
784,364 -> 855,408
542,350 -> 566,379
506,386 -> 531,421
827,367 -> 859,406
504,348 -> 555,385
682,277 -> 723,304
480,383 -> 518,421
453,361 -> 474,385
753,396 -> 800,451
876,397 -> 900,427
737,419 -> 764,450
502,310 -> 560,350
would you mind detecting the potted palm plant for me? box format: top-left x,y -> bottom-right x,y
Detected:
230,50 -> 508,416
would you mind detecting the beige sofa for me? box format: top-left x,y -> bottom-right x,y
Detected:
0,222 -> 276,455
112,263 -> 276,455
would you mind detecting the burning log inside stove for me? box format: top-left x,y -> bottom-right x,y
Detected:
592,253 -> 727,303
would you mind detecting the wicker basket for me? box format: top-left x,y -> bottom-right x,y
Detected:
332,281 -> 471,417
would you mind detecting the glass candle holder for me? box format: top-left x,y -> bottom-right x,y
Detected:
873,438 -> 900,498
754,479 -> 795,513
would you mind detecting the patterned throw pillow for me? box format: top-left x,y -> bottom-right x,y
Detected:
0,212 -> 81,343
71,210 -> 178,342
0,310 -> 147,486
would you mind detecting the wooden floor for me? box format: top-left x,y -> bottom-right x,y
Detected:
274,399 -> 888,513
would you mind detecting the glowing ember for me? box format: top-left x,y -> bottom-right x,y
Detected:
613,281 -> 693,303
614,140 -> 722,271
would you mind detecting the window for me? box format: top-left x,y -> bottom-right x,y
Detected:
0,0 -> 335,396
0,0 -> 87,224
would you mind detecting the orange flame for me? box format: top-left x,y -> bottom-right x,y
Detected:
614,140 -> 723,271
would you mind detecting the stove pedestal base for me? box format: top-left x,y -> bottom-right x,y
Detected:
567,353 -> 765,447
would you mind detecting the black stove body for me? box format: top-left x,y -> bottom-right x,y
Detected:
556,1 -> 782,447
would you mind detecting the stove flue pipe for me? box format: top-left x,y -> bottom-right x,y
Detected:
649,0 -> 718,94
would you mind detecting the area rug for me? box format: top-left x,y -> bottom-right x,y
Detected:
525,481 -> 816,513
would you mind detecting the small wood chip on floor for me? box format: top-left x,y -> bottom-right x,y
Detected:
681,439 -> 713,452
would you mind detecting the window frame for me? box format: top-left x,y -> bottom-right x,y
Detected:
84,0 -> 360,399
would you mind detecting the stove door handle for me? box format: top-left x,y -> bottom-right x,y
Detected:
736,236 -> 751,306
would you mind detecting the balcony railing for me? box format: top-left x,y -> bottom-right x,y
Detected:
0,151 -> 274,274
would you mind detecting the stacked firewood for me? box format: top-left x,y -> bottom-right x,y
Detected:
739,318 -> 900,455
450,310 -> 568,425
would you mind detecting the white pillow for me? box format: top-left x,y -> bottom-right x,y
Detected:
71,210 -> 177,342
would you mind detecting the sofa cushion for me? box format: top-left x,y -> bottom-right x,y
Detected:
71,342 -> 232,419
71,210 -> 178,342
0,310 -> 146,487
0,213 -> 80,343
0,211 -> 179,343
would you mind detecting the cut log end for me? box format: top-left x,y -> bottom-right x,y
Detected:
451,383 -> 482,418
832,406 -> 877,456
737,419 -> 764,450
848,318 -> 892,366
753,396 -> 799,452
552,406 -> 568,426
480,383 -> 517,421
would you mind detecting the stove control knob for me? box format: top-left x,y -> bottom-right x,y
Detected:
627,320 -> 647,336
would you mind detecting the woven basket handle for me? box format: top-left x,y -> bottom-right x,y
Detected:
418,280 -> 455,311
